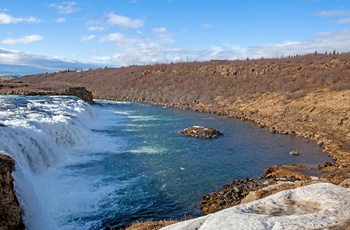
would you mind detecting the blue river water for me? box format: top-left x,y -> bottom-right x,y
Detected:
0,96 -> 332,229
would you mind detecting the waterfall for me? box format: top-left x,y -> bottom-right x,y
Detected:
0,95 -> 97,229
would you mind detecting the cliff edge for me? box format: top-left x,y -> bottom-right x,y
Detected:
0,81 -> 93,104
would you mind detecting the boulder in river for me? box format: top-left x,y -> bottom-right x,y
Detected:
178,126 -> 223,139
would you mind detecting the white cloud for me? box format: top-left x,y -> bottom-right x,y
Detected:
87,26 -> 106,31
0,12 -> 40,24
0,47 -> 103,75
200,30 -> 350,60
50,2 -> 81,14
26,17 -> 40,23
101,29 -> 350,66
335,18 -> 350,24
158,33 -> 174,39
93,34 -> 182,65
202,23 -> 212,29
55,17 -> 66,23
152,27 -> 167,33
89,48 -> 104,54
313,10 -> 350,17
151,27 -> 173,41
80,35 -> 95,42
1,35 -> 43,45
0,50 -> 21,63
100,33 -> 125,43
86,13 -> 143,33
100,33 -> 145,51
107,13 -> 144,28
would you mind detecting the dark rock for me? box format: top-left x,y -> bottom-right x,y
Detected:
178,126 -> 223,139
199,174 -> 309,215
58,87 -> 94,104
0,153 -> 25,230
318,162 -> 334,169
200,177 -> 273,214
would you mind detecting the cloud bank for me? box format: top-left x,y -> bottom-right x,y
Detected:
0,48 -> 102,76
2,29 -> 349,75
1,29 -> 349,75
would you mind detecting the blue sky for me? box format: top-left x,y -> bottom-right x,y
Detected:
1,0 -> 350,75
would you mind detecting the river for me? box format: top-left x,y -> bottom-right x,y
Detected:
0,95 -> 332,229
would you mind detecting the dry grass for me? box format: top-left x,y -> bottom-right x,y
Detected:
19,52 -> 350,105
124,219 -> 178,230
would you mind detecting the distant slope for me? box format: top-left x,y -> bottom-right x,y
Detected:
20,53 -> 350,102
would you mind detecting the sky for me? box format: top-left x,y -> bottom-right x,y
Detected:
1,0 -> 350,75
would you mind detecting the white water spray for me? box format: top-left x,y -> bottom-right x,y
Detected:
0,95 -> 97,229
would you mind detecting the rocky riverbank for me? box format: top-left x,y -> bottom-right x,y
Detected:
163,183 -> 350,230
200,164 -> 329,215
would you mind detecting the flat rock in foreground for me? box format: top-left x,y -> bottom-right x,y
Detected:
178,126 -> 223,139
161,183 -> 350,230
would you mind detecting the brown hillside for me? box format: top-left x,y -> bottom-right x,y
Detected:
11,53 -> 350,183
20,53 -> 350,103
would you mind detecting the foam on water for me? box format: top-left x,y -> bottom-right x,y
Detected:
130,146 -> 166,155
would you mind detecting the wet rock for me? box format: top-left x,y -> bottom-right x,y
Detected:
178,126 -> 223,139
318,161 -> 334,169
0,153 -> 25,230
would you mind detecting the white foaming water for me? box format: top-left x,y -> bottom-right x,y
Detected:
130,146 -> 166,155
0,95 -> 121,229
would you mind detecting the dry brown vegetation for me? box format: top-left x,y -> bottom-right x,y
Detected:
121,219 -> 178,230
19,53 -> 350,105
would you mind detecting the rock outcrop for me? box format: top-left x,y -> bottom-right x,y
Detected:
0,81 -> 93,104
57,87 -> 94,104
0,153 -> 24,230
163,183 -> 350,230
178,126 -> 223,139
264,164 -> 314,181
